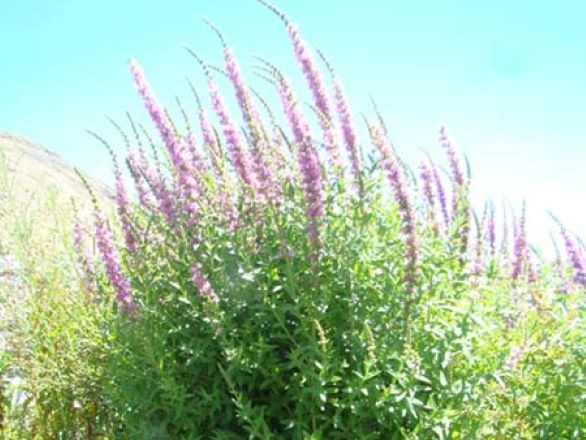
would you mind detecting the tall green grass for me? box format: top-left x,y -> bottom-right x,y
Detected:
0,152 -> 115,439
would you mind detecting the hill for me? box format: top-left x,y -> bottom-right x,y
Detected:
0,131 -> 112,204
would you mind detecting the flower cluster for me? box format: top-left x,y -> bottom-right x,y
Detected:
370,123 -> 419,291
286,23 -> 341,171
276,72 -> 324,246
94,209 -> 136,312
190,262 -> 219,303
73,3 -> 583,322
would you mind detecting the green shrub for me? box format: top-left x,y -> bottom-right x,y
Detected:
73,4 -> 584,438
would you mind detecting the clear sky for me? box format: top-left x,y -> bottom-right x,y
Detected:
1,0 -> 585,252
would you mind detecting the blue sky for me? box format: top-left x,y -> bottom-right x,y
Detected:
1,0 -> 585,250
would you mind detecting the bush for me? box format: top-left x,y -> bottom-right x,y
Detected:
4,2 -> 584,439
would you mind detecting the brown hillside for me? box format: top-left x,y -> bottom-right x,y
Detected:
0,131 -> 112,204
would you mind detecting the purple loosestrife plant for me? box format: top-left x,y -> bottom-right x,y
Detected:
190,262 -> 219,303
207,24 -> 275,200
70,6 -> 585,438
319,50 -> 363,196
287,22 -> 341,171
275,70 -> 324,247
510,205 -> 529,281
188,80 -> 231,182
259,1 -> 341,171
128,59 -> 180,167
183,49 -> 260,194
87,130 -> 137,253
419,160 -> 435,208
439,125 -> 467,189
130,142 -> 176,227
439,126 -> 470,260
185,132 -> 207,174
469,214 -> 485,282
369,122 -> 419,293
428,158 -> 450,231
114,166 -> 137,252
207,76 -> 259,195
419,159 -> 439,234
126,114 -> 161,211
187,80 -> 242,230
144,154 -> 177,226
501,200 -> 511,263
126,148 -> 156,211
129,59 -> 201,220
487,202 -> 496,255
72,213 -> 96,293
554,218 -> 586,287
94,209 -> 136,312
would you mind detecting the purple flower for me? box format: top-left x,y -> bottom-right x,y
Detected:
333,76 -> 363,195
129,59 -> 201,219
469,225 -> 485,281
419,161 -> 434,206
174,136 -> 203,221
219,45 -> 275,197
555,220 -> 586,287
128,59 -> 179,169
370,123 -> 419,292
276,72 -> 324,247
509,206 -> 531,281
419,160 -> 439,233
287,23 -> 341,170
439,126 -> 470,258
190,83 -> 227,182
501,202 -> 510,262
94,209 -> 136,312
222,46 -> 264,140
127,148 -> 156,211
439,126 -> 466,189
190,262 -> 219,303
487,203 -> 496,255
199,106 -> 218,154
133,147 -> 175,226
428,159 -> 450,231
72,214 -> 96,293
527,255 -> 538,284
208,79 -> 259,195
185,132 -> 207,174
114,165 -> 136,252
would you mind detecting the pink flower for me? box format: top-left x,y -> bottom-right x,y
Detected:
208,79 -> 259,194
429,159 -> 450,230
287,23 -> 341,170
94,209 -> 136,312
333,75 -> 362,195
72,214 -> 96,293
509,204 -> 535,282
554,218 -> 586,287
439,126 -> 466,189
276,72 -> 324,247
129,59 -> 201,219
419,160 -> 439,234
126,148 -> 156,211
114,165 -> 136,252
190,262 -> 219,303
370,123 -> 419,292
486,202 -> 496,255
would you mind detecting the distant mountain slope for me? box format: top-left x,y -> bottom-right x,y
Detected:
0,131 -> 112,204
